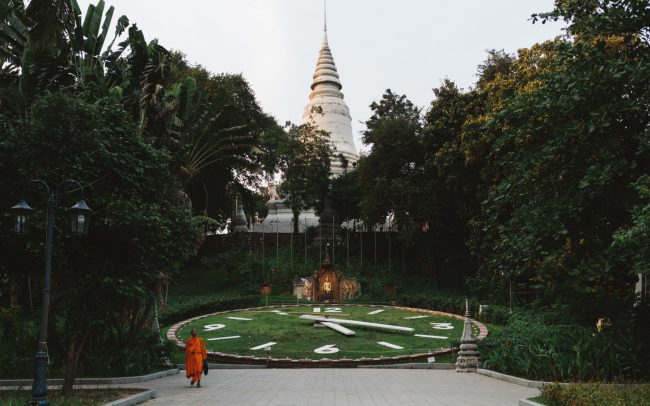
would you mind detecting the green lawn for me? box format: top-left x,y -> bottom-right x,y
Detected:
171,305 -> 479,360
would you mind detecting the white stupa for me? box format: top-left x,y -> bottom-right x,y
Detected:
302,11 -> 359,176
253,8 -> 358,233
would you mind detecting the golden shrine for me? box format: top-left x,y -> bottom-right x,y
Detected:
293,252 -> 361,303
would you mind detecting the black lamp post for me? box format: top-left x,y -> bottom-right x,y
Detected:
9,179 -> 92,406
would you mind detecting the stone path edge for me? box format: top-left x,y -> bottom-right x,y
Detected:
0,368 -> 178,387
167,304 -> 488,367
478,368 -> 548,388
102,388 -> 156,406
519,398 -> 546,406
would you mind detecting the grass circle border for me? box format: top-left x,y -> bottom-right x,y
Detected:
167,304 -> 488,367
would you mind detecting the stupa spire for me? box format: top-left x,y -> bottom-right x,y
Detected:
302,4 -> 359,176
309,1 -> 342,98
323,0 -> 328,44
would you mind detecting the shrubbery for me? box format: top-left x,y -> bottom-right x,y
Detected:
480,303 -> 650,382
396,292 -> 476,315
541,383 -> 650,406
160,295 -> 259,324
0,309 -> 38,378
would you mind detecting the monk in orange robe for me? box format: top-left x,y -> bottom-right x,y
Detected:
185,328 -> 207,387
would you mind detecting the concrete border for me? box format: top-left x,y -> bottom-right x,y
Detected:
519,398 -> 546,406
478,369 -> 547,388
0,369 -> 178,387
102,389 -> 156,406
177,363 -> 266,370
359,363 -> 456,370
168,304 -> 488,367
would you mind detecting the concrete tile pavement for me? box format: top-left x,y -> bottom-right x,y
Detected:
124,369 -> 539,406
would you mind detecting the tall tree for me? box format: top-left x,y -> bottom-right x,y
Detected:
278,123 -> 332,234
357,89 -> 422,228
474,0 -> 650,317
0,92 -> 197,390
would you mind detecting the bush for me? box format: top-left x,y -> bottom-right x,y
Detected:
77,330 -> 170,378
0,309 -> 39,378
396,292 -> 478,315
475,304 -> 511,325
480,306 -> 650,382
542,383 -> 650,406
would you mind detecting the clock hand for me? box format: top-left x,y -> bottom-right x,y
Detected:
320,321 -> 356,336
299,315 -> 414,332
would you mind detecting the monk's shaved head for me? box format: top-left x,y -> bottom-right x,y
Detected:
191,328 -> 198,337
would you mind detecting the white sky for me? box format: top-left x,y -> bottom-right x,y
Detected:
78,0 -> 566,153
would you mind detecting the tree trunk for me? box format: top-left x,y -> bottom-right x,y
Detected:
62,334 -> 88,395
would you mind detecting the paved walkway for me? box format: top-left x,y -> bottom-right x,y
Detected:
124,369 -> 539,406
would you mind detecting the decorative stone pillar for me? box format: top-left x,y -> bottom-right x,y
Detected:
456,299 -> 480,372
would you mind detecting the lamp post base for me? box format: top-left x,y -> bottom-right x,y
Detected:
30,350 -> 50,405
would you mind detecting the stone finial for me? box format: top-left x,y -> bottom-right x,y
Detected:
233,202 -> 250,233
456,298 -> 480,372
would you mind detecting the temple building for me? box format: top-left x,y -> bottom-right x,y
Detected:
254,11 -> 358,233
302,14 -> 359,176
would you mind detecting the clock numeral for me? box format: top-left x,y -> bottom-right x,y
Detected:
324,307 -> 342,313
314,344 -> 340,354
203,324 -> 226,331
431,322 -> 454,330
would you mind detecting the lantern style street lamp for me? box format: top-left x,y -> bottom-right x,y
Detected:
9,179 -> 92,406
10,199 -> 33,234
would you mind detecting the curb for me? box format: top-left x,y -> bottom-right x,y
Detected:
519,399 -> 546,406
102,389 -> 156,406
176,363 -> 266,370
0,369 -> 178,387
478,369 -> 547,388
360,363 -> 456,370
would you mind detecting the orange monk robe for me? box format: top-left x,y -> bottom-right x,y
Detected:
185,337 -> 207,382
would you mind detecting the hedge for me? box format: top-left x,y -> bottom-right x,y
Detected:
159,294 -> 259,324
542,383 -> 650,406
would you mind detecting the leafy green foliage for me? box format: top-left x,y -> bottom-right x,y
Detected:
542,383 -> 650,406
0,92 -> 197,379
480,304 -> 650,381
0,309 -> 38,378
160,295 -> 260,325
278,123 -> 332,232
358,89 -> 422,227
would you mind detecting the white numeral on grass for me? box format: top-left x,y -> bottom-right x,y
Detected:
250,342 -> 276,350
377,341 -> 403,349
324,307 -> 342,313
203,324 -> 225,331
431,322 -> 454,330
314,344 -> 339,354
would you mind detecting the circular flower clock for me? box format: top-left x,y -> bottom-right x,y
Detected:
168,305 -> 488,367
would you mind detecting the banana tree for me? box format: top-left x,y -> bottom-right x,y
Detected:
0,0 -> 28,113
